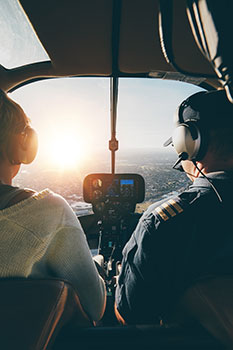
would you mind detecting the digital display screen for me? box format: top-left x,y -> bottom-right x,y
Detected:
120,179 -> 134,185
105,179 -> 135,198
120,179 -> 134,197
106,179 -> 120,197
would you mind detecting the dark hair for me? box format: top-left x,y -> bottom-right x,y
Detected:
208,128 -> 233,161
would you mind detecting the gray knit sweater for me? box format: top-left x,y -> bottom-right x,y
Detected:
0,189 -> 106,322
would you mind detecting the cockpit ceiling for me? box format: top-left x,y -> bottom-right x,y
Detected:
1,0 -> 221,91
19,0 -> 113,76
19,0 -> 214,75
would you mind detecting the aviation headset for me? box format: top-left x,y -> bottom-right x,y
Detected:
171,91 -> 209,162
165,89 -> 233,203
7,125 -> 38,165
0,90 -> 38,165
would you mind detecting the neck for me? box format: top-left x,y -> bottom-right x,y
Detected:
198,156 -> 233,175
0,174 -> 13,186
0,159 -> 17,185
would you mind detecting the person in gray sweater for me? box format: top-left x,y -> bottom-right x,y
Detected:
0,90 -> 106,323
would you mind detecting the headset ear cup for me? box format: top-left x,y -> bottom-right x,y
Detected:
19,127 -> 38,164
172,124 -> 201,160
6,127 -> 38,165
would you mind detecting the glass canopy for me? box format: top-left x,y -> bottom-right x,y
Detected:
0,0 -> 49,69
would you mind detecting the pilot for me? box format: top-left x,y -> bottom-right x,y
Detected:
115,89 -> 233,325
0,90 -> 106,323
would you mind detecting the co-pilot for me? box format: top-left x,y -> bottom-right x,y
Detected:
0,90 -> 106,323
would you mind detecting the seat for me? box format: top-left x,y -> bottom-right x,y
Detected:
173,276 -> 233,349
0,278 -> 93,350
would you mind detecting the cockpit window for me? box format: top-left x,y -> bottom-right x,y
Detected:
0,0 -> 49,68
116,79 -> 204,210
11,77 -> 203,214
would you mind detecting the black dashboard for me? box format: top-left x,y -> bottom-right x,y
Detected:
83,173 -> 145,218
82,173 -> 145,263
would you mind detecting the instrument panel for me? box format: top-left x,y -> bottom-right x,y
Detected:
83,173 -> 145,261
83,173 -> 145,216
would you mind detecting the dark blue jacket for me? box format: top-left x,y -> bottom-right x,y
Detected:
115,172 -> 233,324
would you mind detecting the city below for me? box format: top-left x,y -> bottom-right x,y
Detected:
15,149 -> 190,215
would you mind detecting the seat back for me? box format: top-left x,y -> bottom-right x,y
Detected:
174,277 -> 233,348
0,278 -> 93,350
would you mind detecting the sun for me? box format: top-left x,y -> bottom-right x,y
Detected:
48,131 -> 84,169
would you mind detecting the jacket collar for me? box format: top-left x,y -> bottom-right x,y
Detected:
192,171 -> 233,188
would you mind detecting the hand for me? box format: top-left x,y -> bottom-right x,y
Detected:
93,255 -> 107,280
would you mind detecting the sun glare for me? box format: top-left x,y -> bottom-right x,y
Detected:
48,132 -> 84,169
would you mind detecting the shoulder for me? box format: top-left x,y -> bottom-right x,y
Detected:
151,196 -> 185,222
148,184 -> 206,224
8,188 -> 35,206
33,189 -> 73,212
33,189 -> 65,205
33,189 -> 80,227
141,189 -> 198,228
138,195 -> 186,225
33,189 -> 71,207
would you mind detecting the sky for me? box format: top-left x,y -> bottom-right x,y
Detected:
0,0 -> 204,171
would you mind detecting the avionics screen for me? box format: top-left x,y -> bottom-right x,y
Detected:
120,179 -> 134,185
106,179 -> 134,198
120,179 -> 134,197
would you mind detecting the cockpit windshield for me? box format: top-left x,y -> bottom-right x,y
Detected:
10,78 -> 203,214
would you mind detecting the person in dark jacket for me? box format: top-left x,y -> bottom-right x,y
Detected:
115,89 -> 233,324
